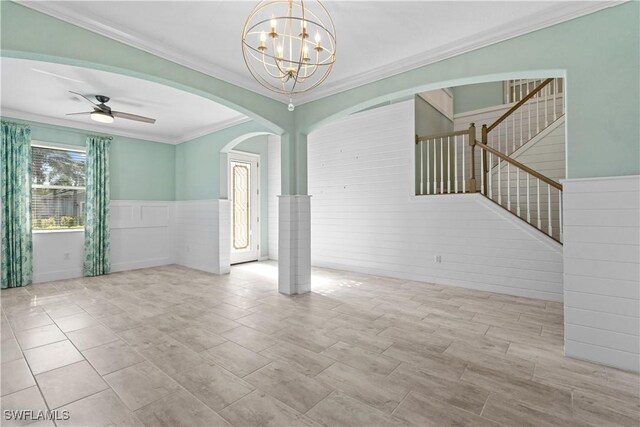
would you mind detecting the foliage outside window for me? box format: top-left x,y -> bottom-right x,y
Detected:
31,145 -> 86,230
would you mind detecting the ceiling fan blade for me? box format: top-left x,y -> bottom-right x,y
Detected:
69,91 -> 98,106
112,111 -> 156,124
32,68 -> 85,84
66,112 -> 91,116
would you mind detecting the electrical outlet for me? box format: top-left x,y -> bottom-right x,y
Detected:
434,255 -> 442,264
64,252 -> 70,260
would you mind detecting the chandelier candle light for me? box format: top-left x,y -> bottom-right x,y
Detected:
242,0 -> 336,111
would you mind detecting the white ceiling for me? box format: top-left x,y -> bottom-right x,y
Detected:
0,57 -> 249,144
20,0 -> 618,104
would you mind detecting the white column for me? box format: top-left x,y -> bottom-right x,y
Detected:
278,195 -> 311,295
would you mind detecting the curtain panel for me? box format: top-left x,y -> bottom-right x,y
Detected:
1,122 -> 32,288
83,136 -> 111,276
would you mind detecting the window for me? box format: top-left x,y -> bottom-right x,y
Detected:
31,144 -> 86,231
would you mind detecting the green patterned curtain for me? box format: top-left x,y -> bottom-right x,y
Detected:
1,122 -> 32,288
83,136 -> 111,276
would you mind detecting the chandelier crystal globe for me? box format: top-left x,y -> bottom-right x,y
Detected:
241,0 -> 336,105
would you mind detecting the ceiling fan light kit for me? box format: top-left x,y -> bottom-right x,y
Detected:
90,110 -> 114,123
241,0 -> 336,110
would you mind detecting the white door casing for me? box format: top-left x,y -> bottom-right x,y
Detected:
229,151 -> 260,264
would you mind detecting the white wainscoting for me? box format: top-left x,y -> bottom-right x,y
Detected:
308,100 -> 564,301
563,175 -> 640,372
32,200 -> 176,283
268,135 -> 281,260
175,200 -> 230,275
110,200 -> 176,273
33,230 -> 84,283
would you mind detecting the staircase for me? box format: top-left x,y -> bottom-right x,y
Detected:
416,78 -> 565,243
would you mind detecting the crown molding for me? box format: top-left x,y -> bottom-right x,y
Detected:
17,1 -> 289,103
18,0 -> 623,107
293,1 -> 624,105
1,107 -> 251,144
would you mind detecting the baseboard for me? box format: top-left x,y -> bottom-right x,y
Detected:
111,257 -> 175,273
565,339 -> 639,373
33,268 -> 83,284
311,259 -> 563,302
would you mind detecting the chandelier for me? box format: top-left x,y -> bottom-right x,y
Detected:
241,0 -> 336,110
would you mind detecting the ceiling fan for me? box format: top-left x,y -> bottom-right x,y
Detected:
67,91 -> 156,124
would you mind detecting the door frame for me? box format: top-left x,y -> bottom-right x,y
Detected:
228,150 -> 260,265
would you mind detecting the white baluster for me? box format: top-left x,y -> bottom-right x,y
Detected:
480,152 -> 487,194
527,79 -> 531,140
548,184 -> 552,237
480,149 -> 485,194
536,83 -> 540,133
433,139 -> 437,194
504,115 -> 508,155
537,178 -> 541,229
512,108 -> 516,153
462,136 -> 466,193
498,157 -> 502,205
440,137 -> 444,194
447,137 -> 451,194
544,83 -> 549,127
488,152 -> 493,199
507,163 -> 511,211
516,168 -> 521,217
561,78 -> 564,116
426,140 -> 430,195
419,141 -> 424,195
519,79 -> 523,147
454,136 -> 458,193
553,78 -> 557,121
559,191 -> 563,242
527,174 -> 531,222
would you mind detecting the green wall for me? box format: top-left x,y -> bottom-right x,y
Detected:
415,95 -> 453,136
452,82 -> 504,114
2,117 -> 176,200
174,121 -> 272,201
2,2 -> 638,184
295,3 -> 639,179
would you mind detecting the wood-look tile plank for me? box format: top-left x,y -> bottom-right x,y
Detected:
393,391 -> 500,427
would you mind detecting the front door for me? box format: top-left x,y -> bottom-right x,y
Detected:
229,152 -> 259,264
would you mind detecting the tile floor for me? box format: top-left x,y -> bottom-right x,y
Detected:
1,262 -> 638,427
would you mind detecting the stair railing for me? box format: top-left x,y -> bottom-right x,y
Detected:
485,78 -> 564,157
471,137 -> 563,242
415,123 -> 476,195
415,125 -> 563,242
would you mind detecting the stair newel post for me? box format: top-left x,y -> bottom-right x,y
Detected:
468,123 -> 477,193
481,124 -> 488,196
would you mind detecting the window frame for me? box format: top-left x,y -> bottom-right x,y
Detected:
30,141 -> 87,234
